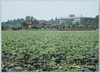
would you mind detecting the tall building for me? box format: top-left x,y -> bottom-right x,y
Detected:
60,14 -> 81,24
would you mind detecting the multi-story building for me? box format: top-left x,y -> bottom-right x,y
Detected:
60,14 -> 82,24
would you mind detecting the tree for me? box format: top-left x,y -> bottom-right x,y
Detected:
74,22 -> 79,25
53,24 -> 60,29
31,25 -> 38,29
2,25 -> 7,30
11,27 -> 16,30
88,25 -> 93,29
65,19 -> 73,29
65,25 -> 70,28
80,17 -> 89,25
21,21 -> 28,29
71,24 -> 76,28
25,16 -> 31,21
51,18 -> 54,24
94,15 -> 99,23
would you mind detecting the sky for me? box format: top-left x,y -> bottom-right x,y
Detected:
1,1 -> 99,22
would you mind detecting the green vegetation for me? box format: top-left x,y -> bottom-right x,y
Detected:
2,31 -> 99,72
2,15 -> 99,30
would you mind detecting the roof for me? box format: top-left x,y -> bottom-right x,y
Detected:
28,18 -> 37,22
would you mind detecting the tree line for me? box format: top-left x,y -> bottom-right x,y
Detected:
2,15 -> 99,30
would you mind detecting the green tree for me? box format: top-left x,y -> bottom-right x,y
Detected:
2,25 -> 7,30
51,18 -> 54,24
25,16 -> 31,21
94,15 -> 99,23
74,22 -> 79,25
71,24 -> 76,28
65,25 -> 70,28
66,19 -> 73,29
88,25 -> 93,29
11,27 -> 16,30
21,21 -> 28,29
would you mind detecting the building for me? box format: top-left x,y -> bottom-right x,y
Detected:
60,14 -> 82,24
27,16 -> 38,29
27,16 -> 37,24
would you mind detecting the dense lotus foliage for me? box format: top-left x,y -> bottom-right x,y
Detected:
2,31 -> 99,72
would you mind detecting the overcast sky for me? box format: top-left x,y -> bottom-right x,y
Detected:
1,1 -> 99,22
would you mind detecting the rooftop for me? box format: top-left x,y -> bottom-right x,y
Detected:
60,14 -> 82,19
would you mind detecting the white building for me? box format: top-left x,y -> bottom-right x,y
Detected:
60,14 -> 82,24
